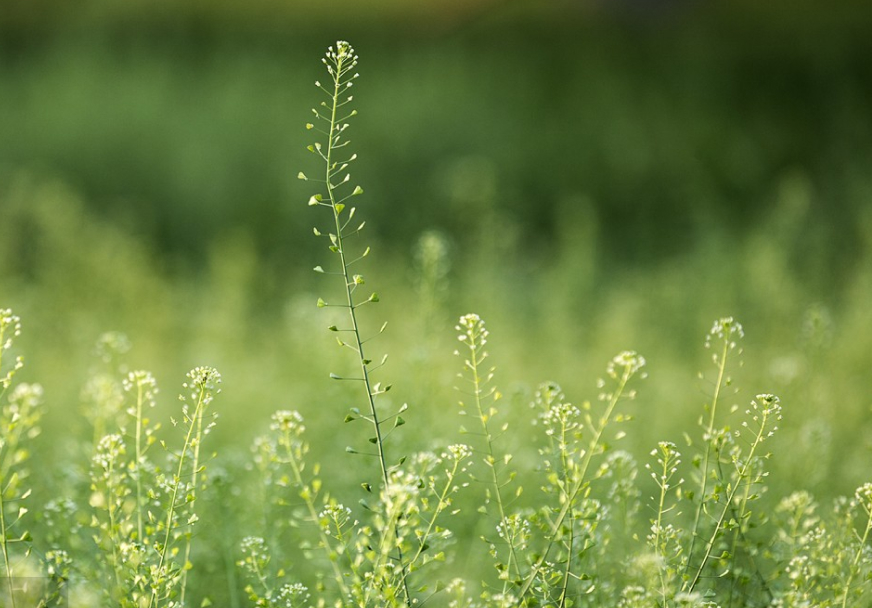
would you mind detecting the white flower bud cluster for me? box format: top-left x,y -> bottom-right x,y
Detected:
318,503 -> 354,532
606,350 -> 647,380
0,308 -> 22,350
277,582 -> 310,607
93,434 -> 126,470
124,371 -> 159,416
705,316 -> 744,350
456,313 -> 488,347
270,409 -> 305,436
496,514 -> 531,550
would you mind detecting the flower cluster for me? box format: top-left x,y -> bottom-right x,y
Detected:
270,409 -> 305,436
705,316 -> 744,350
456,313 -> 488,348
606,350 -> 647,379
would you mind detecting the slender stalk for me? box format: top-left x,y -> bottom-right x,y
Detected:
0,320 -> 18,608
683,336 -> 730,583
0,485 -> 17,608
556,509 -> 575,608
653,458 -> 672,606
840,490 -> 872,608
135,381 -> 145,542
518,366 -> 633,602
686,399 -> 775,593
462,324 -> 520,591
313,42 -> 412,606
179,399 -> 204,607
148,384 -> 207,608
282,434 -> 352,600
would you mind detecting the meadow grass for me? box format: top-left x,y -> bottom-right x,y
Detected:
1,40 -> 872,608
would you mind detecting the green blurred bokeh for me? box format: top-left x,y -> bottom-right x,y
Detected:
2,0 -> 872,603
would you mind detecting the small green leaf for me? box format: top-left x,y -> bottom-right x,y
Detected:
369,293 -> 379,303
352,185 -> 364,196
368,437 -> 378,444
314,265 -> 324,273
317,298 -> 327,308
298,172 -> 308,180
328,325 -> 338,331
313,227 -> 321,236
335,203 -> 345,214
395,416 -> 405,427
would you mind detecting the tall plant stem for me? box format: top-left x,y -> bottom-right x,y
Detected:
148,387 -> 206,608
686,403 -> 772,593
464,333 -> 519,592
135,382 -> 146,542
0,327 -> 18,608
839,500 -> 872,608
682,336 -> 730,584
179,400 -> 204,607
518,369 -> 632,603
0,483 -> 16,608
282,438 -> 352,600
321,47 -> 412,607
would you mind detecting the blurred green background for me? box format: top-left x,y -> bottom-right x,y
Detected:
2,0 -> 872,602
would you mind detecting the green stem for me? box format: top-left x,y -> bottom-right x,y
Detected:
0,484 -> 17,608
840,500 -> 872,608
683,337 -> 730,583
518,369 -> 631,603
283,436 -> 352,600
654,461 -> 671,607
135,382 -> 145,543
557,508 -> 575,608
148,386 -> 207,608
464,330 -> 520,592
179,400 -> 204,607
407,457 -> 461,569
321,48 -> 411,607
686,409 -> 769,594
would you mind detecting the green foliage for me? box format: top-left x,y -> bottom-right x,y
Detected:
2,38 -> 872,608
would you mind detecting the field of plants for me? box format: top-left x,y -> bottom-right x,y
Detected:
2,2 -> 872,607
